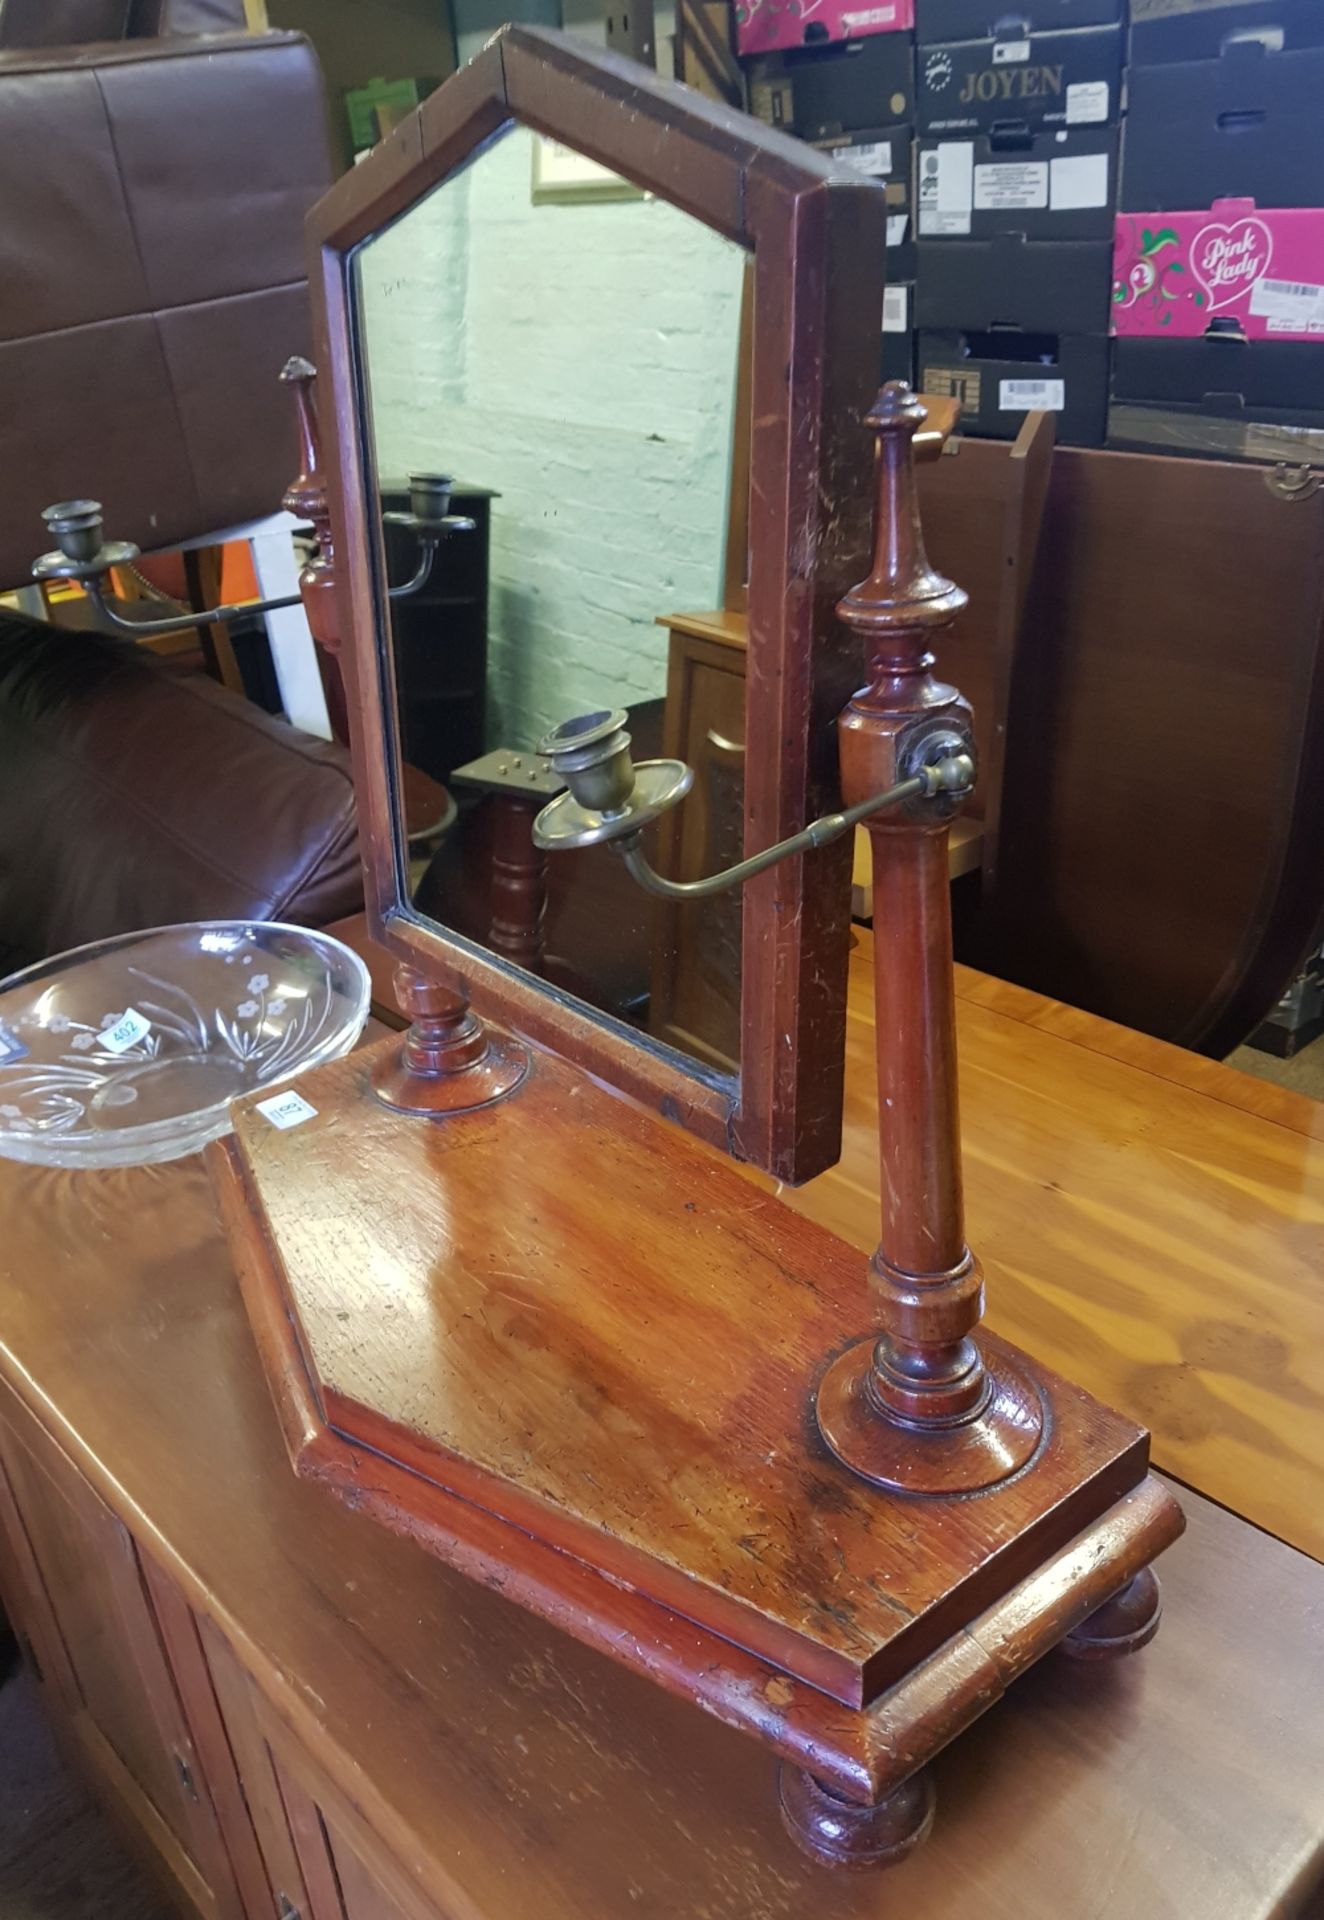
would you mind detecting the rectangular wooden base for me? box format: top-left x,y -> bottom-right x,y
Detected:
217,1129 -> 1181,1801
213,1031 -> 1176,1736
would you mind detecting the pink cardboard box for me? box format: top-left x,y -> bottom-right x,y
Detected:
1113,201 -> 1324,339
735,0 -> 913,59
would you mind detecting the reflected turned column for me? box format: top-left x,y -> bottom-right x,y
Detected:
815,383 -> 1044,1496
277,365 -> 529,1119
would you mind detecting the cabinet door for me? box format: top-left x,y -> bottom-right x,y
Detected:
276,1762 -> 432,1920
0,1412 -> 243,1920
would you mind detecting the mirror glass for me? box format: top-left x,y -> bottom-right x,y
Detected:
351,122 -> 750,1077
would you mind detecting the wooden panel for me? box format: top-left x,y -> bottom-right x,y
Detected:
0,1419 -> 201,1851
199,1618 -> 311,1920
144,1564 -> 281,1920
651,630 -> 747,1067
980,447 -> 1324,1052
269,1731 -> 441,1920
0,1408 -> 233,1920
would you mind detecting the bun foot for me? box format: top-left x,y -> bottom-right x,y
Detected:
778,1764 -> 935,1870
1061,1567 -> 1162,1662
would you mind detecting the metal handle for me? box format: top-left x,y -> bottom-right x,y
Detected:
705,728 -> 745,757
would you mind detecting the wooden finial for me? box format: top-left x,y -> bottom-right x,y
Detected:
815,385 -> 1044,1495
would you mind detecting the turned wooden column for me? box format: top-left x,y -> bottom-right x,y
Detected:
277,364 -> 527,1118
371,964 -> 529,1116
280,356 -> 351,744
815,383 -> 1044,1495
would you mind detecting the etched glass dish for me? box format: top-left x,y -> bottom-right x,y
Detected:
0,921 -> 371,1168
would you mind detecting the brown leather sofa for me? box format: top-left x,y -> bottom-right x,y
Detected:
0,0 -> 332,590
0,607 -> 362,978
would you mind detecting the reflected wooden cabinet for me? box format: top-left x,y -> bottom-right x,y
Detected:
0,1399 -> 422,1920
650,610 -> 749,1070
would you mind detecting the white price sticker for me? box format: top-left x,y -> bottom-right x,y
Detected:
256,1089 -> 319,1131
919,209 -> 972,235
1065,80 -> 1109,124
882,285 -> 910,333
999,378 -> 1066,411
1250,277 -> 1324,327
831,138 -> 893,176
993,38 -> 1031,62
887,213 -> 910,246
99,1008 -> 152,1055
974,161 -> 1048,211
1049,151 -> 1110,210
918,142 -> 973,234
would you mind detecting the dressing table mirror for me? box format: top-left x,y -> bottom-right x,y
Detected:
213,26 -> 1184,1876
314,25 -> 891,1185
351,120 -> 750,1091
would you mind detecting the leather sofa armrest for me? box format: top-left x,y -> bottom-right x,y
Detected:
0,0 -> 246,47
0,612 -> 363,974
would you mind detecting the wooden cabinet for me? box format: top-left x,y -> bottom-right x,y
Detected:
650,613 -> 748,1070
0,1393 -> 432,1920
0,1408 -> 244,1920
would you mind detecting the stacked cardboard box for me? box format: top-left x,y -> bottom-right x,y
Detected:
913,0 -> 1123,445
1111,0 -> 1324,460
741,4 -> 917,389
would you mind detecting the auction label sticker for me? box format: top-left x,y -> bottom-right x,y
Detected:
256,1089 -> 319,1131
99,1008 -> 152,1055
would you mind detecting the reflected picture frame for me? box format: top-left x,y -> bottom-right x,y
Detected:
307,26 -> 888,1183
529,131 -> 643,203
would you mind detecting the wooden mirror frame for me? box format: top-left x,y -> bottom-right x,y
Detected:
307,25 -> 888,1183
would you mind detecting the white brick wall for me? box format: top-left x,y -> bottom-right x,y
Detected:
358,123 -> 747,751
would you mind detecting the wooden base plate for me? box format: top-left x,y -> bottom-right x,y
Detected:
213,1031 -> 1178,1727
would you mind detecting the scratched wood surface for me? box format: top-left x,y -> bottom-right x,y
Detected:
754,933 -> 1324,1565
327,907 -> 1324,1565
0,1157 -> 1321,1916
226,1046 -> 1147,1709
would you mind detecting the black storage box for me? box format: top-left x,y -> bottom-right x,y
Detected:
746,31 -> 915,137
1110,335 -> 1324,460
918,23 -> 1122,132
917,126 -> 1117,238
1130,0 -> 1324,66
1122,38 -> 1324,209
917,234 -> 1113,330
917,0 -> 1120,41
883,283 -> 916,384
816,125 -> 918,277
918,327 -> 1109,441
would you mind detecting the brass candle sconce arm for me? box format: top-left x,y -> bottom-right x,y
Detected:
532,707 -> 975,901
31,489 -> 455,634
30,369 -> 462,632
